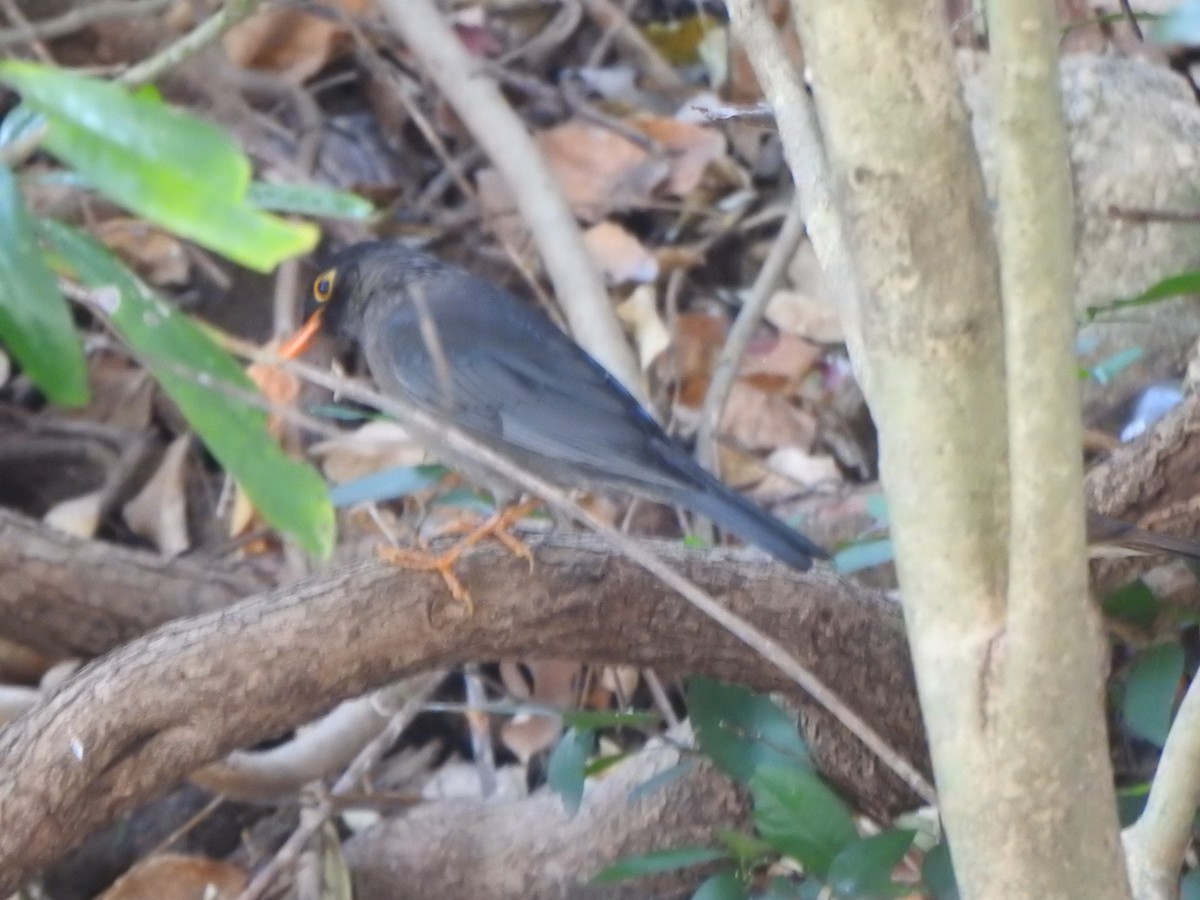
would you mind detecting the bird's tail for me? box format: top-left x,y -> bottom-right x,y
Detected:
672,473 -> 829,571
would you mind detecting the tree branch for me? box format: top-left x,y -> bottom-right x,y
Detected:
0,532 -> 924,893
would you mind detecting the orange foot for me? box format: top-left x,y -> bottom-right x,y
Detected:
377,501 -> 540,614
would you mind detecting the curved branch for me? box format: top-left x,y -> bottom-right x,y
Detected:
0,534 -> 924,893
0,507 -> 264,657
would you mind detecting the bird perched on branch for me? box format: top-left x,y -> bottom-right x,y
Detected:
282,241 -> 829,571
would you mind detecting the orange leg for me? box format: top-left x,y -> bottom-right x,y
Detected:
377,501 -> 540,613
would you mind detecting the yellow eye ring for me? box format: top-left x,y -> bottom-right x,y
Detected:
313,268 -> 337,303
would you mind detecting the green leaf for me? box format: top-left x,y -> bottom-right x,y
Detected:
1101,580 -> 1159,629
547,726 -> 593,816
1123,640 -> 1184,747
765,877 -> 809,899
1182,866 -> 1200,900
833,538 -> 894,574
826,829 -> 915,898
713,827 -> 774,866
864,493 -> 890,524
922,842 -> 959,900
751,764 -> 857,879
0,61 -> 315,271
584,751 -> 630,778
1116,782 -> 1150,827
247,181 -> 375,220
38,220 -> 334,558
688,677 -> 809,784
628,759 -> 699,804
0,165 -> 87,405
592,847 -> 729,884
1089,346 -> 1144,385
692,868 -> 747,900
329,464 -> 448,507
1086,270 -> 1200,320
561,709 -> 661,730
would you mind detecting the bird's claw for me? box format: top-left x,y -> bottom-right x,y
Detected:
377,544 -> 476,616
376,501 -> 540,614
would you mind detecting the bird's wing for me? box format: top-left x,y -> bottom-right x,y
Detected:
369,297 -> 696,495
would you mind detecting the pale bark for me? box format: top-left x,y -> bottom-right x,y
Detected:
732,0 -> 1132,894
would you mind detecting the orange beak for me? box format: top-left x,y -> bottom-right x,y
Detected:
279,308 -> 325,359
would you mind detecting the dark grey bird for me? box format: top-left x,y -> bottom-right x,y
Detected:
284,241 -> 829,569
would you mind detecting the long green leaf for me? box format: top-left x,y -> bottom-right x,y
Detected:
0,165 -> 87,405
592,847 -> 729,884
38,219 -> 334,558
751,764 -> 857,879
1123,640 -> 1184,748
547,727 -> 593,816
689,677 -> 810,784
0,61 -> 316,271
247,181 -> 375,220
826,829 -> 915,897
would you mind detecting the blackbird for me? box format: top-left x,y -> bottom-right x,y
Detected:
284,241 -> 829,570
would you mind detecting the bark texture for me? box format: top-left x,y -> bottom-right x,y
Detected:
0,527 -> 924,893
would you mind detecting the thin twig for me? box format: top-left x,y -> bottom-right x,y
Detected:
345,33 -> 556,315
579,0 -> 687,91
0,0 -> 54,62
696,193 -> 808,473
375,0 -> 643,398
118,0 -> 265,88
1117,0 -> 1144,41
237,672 -> 446,900
1108,205 -> 1200,225
0,0 -> 172,48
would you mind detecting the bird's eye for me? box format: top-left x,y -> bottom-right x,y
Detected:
313,269 -> 336,303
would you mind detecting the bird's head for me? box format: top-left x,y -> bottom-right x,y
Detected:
281,241 -> 437,357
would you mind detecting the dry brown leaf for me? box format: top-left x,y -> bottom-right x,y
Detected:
598,666 -> 640,701
245,354 -> 300,441
766,289 -> 844,344
631,115 -> 728,195
715,444 -> 770,491
583,220 -> 659,284
673,312 -> 729,409
95,218 -> 189,286
310,420 -> 427,484
99,853 -> 247,900
71,354 -> 155,431
737,332 -> 824,387
720,381 -> 817,452
228,482 -> 257,543
228,339 -> 299,546
223,2 -> 372,83
760,446 -> 841,491
123,433 -> 192,557
616,285 -> 670,371
500,660 -> 581,764
43,489 -> 104,539
770,240 -> 843,342
535,121 -> 666,221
